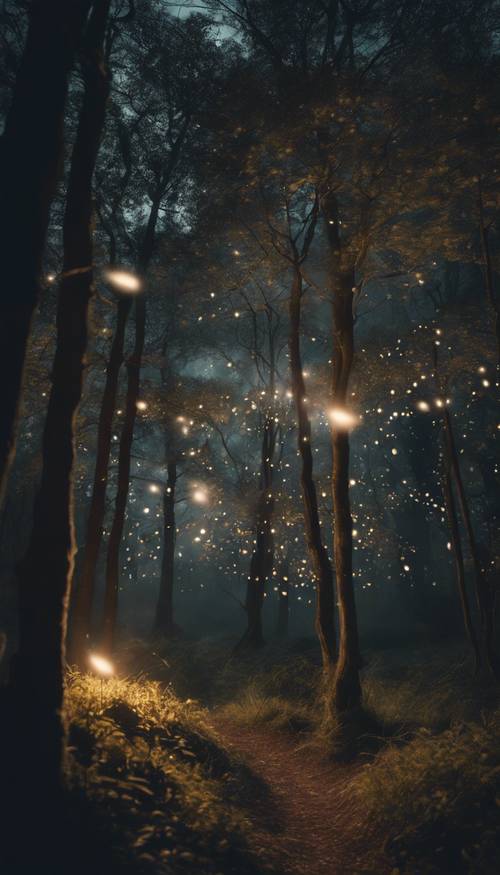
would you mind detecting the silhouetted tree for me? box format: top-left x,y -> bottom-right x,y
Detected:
0,0 -> 92,505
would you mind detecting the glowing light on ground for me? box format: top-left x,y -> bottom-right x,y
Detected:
105,269 -> 141,294
136,400 -> 148,411
89,653 -> 114,676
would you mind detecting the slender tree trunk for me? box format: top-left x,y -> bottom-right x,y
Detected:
441,437 -> 480,669
0,0 -> 91,506
323,195 -> 361,713
276,560 -> 290,639
478,179 -> 500,365
153,461 -> 179,637
235,420 -> 276,652
70,295 -> 131,663
404,417 -> 438,621
100,193 -> 161,653
11,0 -> 110,839
289,268 -> 336,666
101,296 -> 146,653
442,407 -> 498,678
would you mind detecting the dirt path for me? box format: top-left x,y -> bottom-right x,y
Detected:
213,719 -> 387,875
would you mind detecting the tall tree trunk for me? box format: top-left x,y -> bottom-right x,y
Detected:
442,407 -> 498,678
100,193 -> 161,652
153,461 -> 178,637
478,179 -> 500,365
323,195 -> 361,713
0,0 -> 91,506
441,436 -> 480,669
235,420 -> 276,652
10,0 -> 111,847
101,296 -> 146,653
276,559 -> 290,640
405,417 -> 437,617
289,268 -> 336,666
70,295 -> 131,664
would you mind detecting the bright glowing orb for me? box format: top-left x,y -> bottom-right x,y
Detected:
105,269 -> 141,294
89,653 -> 114,676
328,407 -> 358,430
416,400 -> 430,412
192,487 -> 209,505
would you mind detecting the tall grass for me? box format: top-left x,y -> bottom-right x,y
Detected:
351,710 -> 500,873
65,669 -> 279,875
116,639 -> 500,873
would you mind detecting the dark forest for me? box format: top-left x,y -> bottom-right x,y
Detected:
0,1 -> 499,873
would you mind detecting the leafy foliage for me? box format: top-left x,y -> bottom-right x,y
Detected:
66,669 -> 278,875
352,711 -> 500,874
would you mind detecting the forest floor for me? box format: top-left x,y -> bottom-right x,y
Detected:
22,637 -> 494,875
137,636 -> 500,875
212,717 -> 387,875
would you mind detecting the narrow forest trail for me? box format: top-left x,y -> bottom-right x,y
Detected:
212,719 -> 388,875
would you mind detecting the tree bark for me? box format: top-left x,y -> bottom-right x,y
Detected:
276,559 -> 290,640
478,179 -> 500,365
442,407 -> 498,678
100,189 -> 162,652
11,0 -> 111,835
0,0 -> 91,506
323,195 -> 362,713
153,461 -> 179,637
235,419 -> 276,652
70,295 -> 131,664
289,268 -> 336,665
101,295 -> 146,653
441,437 -> 481,669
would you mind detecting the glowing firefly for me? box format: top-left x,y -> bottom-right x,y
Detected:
328,407 -> 359,430
192,486 -> 209,505
105,269 -> 141,294
89,653 -> 114,711
89,653 -> 114,677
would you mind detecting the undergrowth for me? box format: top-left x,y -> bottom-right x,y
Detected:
65,669 -> 279,875
129,637 -> 500,874
220,685 -> 314,733
351,710 -> 500,874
